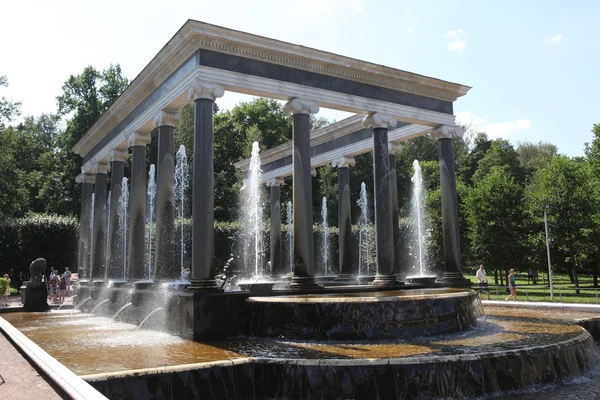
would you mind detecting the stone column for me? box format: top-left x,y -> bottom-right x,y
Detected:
107,149 -> 127,280
331,156 -> 356,280
388,142 -> 403,277
363,113 -> 399,286
77,173 -> 95,281
266,178 -> 285,276
283,98 -> 320,289
431,125 -> 471,287
153,110 -> 179,282
91,162 -> 110,281
187,80 -> 224,291
128,132 -> 151,281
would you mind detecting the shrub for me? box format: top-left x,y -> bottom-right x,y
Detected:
0,277 -> 8,295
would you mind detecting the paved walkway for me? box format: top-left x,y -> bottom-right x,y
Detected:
0,329 -> 65,400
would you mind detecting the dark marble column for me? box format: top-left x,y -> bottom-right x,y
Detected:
266,178 -> 284,276
363,113 -> 399,286
128,133 -> 150,281
283,98 -> 320,289
431,125 -> 471,287
91,163 -> 110,281
77,173 -> 95,281
187,80 -> 224,291
153,110 -> 179,282
388,142 -> 403,278
332,157 -> 356,281
107,150 -> 127,280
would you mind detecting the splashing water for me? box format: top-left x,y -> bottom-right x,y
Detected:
118,177 -> 129,279
146,164 -> 157,280
105,189 -> 111,275
320,197 -> 330,275
241,142 -> 264,279
174,145 -> 189,279
287,201 -> 293,273
410,160 -> 430,275
357,182 -> 372,276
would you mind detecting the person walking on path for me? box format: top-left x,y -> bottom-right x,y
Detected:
63,267 -> 72,292
476,264 -> 491,300
505,269 -> 517,301
2,274 -> 10,306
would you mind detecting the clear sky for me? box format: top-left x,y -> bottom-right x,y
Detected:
2,0 -> 598,156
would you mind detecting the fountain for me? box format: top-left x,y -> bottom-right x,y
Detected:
146,164 -> 156,280
105,189 -> 111,271
286,201 -> 293,273
174,145 -> 189,280
406,160 -> 437,285
320,196 -> 330,275
357,182 -> 372,277
118,177 -> 129,280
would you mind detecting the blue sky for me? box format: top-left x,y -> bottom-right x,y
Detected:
2,0 -> 598,156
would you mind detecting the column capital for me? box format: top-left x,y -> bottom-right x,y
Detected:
362,113 -> 397,129
283,98 -> 320,116
388,142 -> 404,155
331,156 -> 356,168
311,168 -> 317,177
128,131 -> 151,147
109,149 -> 128,163
154,110 -> 180,128
188,79 -> 225,102
265,177 -> 285,187
76,173 -> 95,184
430,124 -> 464,140
93,162 -> 110,175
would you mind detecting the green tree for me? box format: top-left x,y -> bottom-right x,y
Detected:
0,76 -> 21,127
516,141 -> 558,183
472,139 -> 525,184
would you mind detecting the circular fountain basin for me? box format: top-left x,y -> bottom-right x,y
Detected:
247,288 -> 483,340
406,275 -> 438,285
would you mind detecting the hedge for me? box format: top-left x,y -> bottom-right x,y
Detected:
0,214 -> 79,284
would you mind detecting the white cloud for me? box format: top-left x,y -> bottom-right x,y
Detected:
407,26 -> 414,34
545,34 -> 563,44
406,6 -> 417,34
444,29 -> 467,52
456,111 -> 531,139
307,0 -> 364,14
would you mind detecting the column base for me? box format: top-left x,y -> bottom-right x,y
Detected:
187,279 -> 223,293
438,272 -> 472,288
92,280 -> 109,288
289,276 -> 322,290
370,274 -> 401,286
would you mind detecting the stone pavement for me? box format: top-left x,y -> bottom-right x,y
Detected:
0,329 -> 65,400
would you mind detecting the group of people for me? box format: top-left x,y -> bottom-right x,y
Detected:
47,267 -> 71,304
475,264 -> 518,301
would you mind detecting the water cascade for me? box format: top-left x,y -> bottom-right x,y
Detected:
357,182 -> 371,276
90,298 -> 110,315
320,197 -> 330,275
138,307 -> 164,330
146,164 -> 157,279
118,177 -> 129,279
286,201 -> 293,273
112,302 -> 133,320
106,190 -> 111,269
410,160 -> 429,275
88,193 -> 95,280
71,297 -> 91,314
174,145 -> 189,279
241,142 -> 264,279
57,295 -> 77,310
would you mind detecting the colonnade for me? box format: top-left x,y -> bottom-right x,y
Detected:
77,84 -> 469,290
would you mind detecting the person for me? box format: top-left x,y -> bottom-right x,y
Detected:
63,267 -> 72,292
2,274 -> 10,306
505,269 -> 517,301
48,271 -> 58,303
475,264 -> 490,300
58,276 -> 67,304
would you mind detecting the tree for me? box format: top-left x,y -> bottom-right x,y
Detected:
516,141 -> 558,183
465,167 -> 525,284
472,139 -> 525,185
40,65 -> 128,216
0,76 -> 21,127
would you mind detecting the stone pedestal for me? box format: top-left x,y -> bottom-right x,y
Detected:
23,282 -> 49,312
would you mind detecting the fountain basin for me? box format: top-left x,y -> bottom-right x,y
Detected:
406,275 -> 438,285
247,288 -> 483,340
238,282 -> 275,294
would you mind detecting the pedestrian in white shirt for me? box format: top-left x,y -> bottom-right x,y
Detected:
476,264 -> 490,300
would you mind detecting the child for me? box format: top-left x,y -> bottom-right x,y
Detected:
58,276 -> 67,304
2,274 -> 10,306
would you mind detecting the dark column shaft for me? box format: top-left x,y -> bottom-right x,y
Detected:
91,172 -> 108,280
108,160 -> 124,280
292,113 -> 315,281
389,154 -> 401,276
154,125 -> 177,281
270,185 -> 283,276
128,145 -> 147,280
438,138 -> 462,274
190,98 -> 219,288
337,166 -> 354,277
372,127 -> 396,281
78,181 -> 94,280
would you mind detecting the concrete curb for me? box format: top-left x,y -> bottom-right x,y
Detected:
484,300 -> 600,312
0,317 -> 108,400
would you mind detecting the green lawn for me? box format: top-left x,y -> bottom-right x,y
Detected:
468,272 -> 600,303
